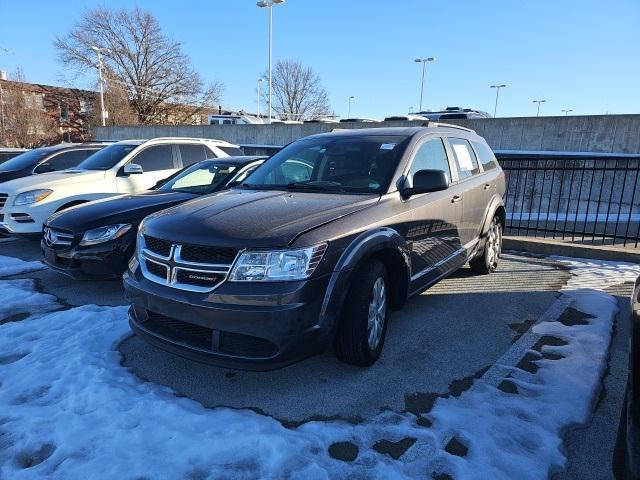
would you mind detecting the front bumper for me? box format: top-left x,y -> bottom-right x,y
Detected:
41,230 -> 135,280
0,201 -> 56,235
123,266 -> 336,370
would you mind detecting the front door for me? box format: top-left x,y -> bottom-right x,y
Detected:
402,137 -> 465,293
116,144 -> 177,193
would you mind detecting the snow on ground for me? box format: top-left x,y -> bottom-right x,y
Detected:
0,255 -> 637,479
0,254 -> 45,277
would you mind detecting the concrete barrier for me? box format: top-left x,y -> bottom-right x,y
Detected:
95,114 -> 640,154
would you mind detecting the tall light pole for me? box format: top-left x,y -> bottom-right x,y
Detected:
533,99 -> 546,117
257,78 -> 266,119
562,109 -> 573,116
347,95 -> 355,118
91,46 -> 110,127
257,0 -> 285,124
490,84 -> 507,118
414,57 -> 435,112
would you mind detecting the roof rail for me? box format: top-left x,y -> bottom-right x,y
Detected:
421,121 -> 475,133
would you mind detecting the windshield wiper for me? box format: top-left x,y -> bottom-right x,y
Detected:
284,181 -> 345,192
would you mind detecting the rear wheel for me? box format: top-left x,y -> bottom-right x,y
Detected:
470,215 -> 502,274
334,260 -> 389,366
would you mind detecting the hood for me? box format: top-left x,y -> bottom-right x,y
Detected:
46,191 -> 197,233
0,169 -> 106,194
144,188 -> 379,248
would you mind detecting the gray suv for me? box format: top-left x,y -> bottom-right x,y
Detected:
124,124 -> 506,369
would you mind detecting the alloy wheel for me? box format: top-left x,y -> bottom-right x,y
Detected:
367,277 -> 387,350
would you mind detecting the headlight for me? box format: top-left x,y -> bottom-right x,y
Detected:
14,189 -> 53,206
229,243 -> 327,282
79,224 -> 132,246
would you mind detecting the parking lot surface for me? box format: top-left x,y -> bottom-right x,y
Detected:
0,237 -> 634,479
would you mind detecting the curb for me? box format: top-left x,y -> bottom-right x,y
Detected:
503,236 -> 640,264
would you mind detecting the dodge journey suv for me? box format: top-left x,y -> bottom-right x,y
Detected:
124,125 -> 506,369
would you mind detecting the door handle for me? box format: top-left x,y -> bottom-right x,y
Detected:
451,194 -> 462,204
483,183 -> 491,190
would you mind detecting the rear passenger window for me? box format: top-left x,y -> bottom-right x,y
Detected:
471,140 -> 499,171
449,138 -> 480,180
219,146 -> 244,156
204,147 -> 218,159
410,138 -> 451,182
179,144 -> 207,167
131,145 -> 175,172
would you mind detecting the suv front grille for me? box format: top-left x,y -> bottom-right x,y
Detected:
144,235 -> 172,257
180,244 -> 238,264
140,237 -> 238,292
0,194 -> 7,209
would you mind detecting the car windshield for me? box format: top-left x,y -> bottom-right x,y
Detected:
76,144 -> 138,170
242,135 -> 410,194
0,149 -> 49,171
158,160 -> 238,194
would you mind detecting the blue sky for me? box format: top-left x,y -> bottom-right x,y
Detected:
0,0 -> 639,119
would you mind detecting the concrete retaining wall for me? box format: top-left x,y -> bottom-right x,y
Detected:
95,114 -> 640,154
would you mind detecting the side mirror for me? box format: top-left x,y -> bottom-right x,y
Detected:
35,162 -> 54,174
401,169 -> 449,199
124,163 -> 143,175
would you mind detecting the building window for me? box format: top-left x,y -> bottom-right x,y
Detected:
59,102 -> 69,122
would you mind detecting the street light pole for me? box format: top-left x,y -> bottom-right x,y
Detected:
562,109 -> 573,116
533,99 -> 546,117
348,95 -> 355,118
257,0 -> 285,125
414,57 -> 435,112
91,46 -> 110,127
257,78 -> 265,119
490,84 -> 507,117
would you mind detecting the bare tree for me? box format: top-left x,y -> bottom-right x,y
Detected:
1,70 -> 57,148
261,60 -> 330,121
54,6 -> 223,125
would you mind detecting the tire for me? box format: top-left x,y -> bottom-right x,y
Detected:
470,215 -> 502,274
334,259 -> 390,366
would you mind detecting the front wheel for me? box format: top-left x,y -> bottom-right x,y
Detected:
470,215 -> 502,274
334,260 -> 389,366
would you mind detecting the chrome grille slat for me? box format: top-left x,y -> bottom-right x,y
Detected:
140,237 -> 236,293
0,194 -> 7,209
43,226 -> 75,247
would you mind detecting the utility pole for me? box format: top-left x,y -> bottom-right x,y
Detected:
257,0 -> 285,124
91,46 -> 110,127
490,84 -> 507,117
348,95 -> 355,118
414,57 -> 435,112
533,99 -> 546,117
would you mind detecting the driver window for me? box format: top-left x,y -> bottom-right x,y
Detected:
409,138 -> 451,182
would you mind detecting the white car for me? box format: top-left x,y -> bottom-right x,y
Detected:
0,137 -> 243,235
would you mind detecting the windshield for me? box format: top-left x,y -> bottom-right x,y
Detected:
158,160 -> 238,194
76,144 -> 138,170
0,149 -> 49,171
243,135 -> 410,194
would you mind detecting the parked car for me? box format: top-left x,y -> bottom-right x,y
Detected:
414,107 -> 492,120
613,275 -> 640,479
0,143 -> 110,184
124,125 -> 506,370
0,137 -> 241,236
0,148 -> 29,165
384,114 -> 429,122
339,118 -> 380,123
41,156 -> 266,279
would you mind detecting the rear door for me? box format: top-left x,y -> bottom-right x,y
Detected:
403,136 -> 466,291
177,144 -> 208,167
116,144 -> 177,193
447,137 -> 485,248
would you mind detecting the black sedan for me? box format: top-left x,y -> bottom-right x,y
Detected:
41,156 -> 265,279
614,275 -> 640,479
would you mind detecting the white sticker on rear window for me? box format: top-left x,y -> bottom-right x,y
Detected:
380,143 -> 396,150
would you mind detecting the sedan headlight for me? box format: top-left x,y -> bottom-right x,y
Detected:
14,189 -> 53,206
229,243 -> 327,282
79,224 -> 132,246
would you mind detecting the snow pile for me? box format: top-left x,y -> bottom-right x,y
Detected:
0,254 -> 45,277
0,255 -> 637,479
0,279 -> 58,320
